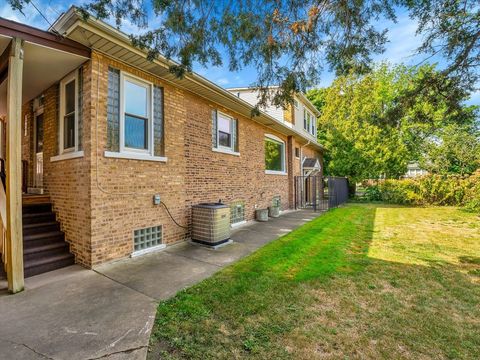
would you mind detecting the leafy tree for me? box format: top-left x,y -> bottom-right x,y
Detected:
7,0 -> 480,107
421,124 -> 480,176
305,88 -> 327,113
311,63 -> 478,182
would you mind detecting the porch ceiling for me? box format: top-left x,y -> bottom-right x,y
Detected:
0,34 -> 88,116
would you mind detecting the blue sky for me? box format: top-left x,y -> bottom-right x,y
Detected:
1,0 -> 478,105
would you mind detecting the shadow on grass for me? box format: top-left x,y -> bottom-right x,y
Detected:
148,204 -> 480,360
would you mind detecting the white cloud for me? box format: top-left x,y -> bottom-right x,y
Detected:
0,1 -> 48,29
216,77 -> 230,85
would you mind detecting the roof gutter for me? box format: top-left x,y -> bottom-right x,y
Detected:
52,7 -> 325,151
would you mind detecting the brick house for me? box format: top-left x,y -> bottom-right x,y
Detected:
0,7 -> 324,292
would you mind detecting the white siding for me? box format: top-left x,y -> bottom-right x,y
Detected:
293,96 -> 317,142
227,89 -> 318,142
230,89 -> 284,122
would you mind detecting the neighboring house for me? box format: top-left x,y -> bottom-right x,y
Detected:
0,7 -> 324,292
228,87 -> 320,144
403,162 -> 428,178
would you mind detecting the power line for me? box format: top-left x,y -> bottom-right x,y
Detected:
29,0 -> 54,29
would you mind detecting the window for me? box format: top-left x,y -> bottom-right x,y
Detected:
212,110 -> 239,154
218,112 -> 233,149
265,135 -> 286,173
295,147 -> 300,158
59,71 -> 79,153
230,201 -> 245,225
105,69 -> 166,162
133,225 -> 163,252
303,109 -> 307,130
303,109 -> 316,136
310,113 -> 317,136
122,75 -> 151,152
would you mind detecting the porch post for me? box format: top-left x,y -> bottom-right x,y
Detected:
6,37 -> 24,293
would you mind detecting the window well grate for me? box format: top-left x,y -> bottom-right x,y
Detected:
230,201 -> 245,224
134,225 -> 162,252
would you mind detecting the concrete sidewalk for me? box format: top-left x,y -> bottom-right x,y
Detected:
0,210 -> 320,359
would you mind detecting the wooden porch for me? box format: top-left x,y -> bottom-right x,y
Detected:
0,19 -> 90,293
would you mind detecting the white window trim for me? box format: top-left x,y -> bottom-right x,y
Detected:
104,151 -> 167,162
303,110 -> 316,137
119,72 -> 154,156
303,109 -> 308,130
265,170 -> 288,176
264,134 -> 287,174
216,111 -> 236,153
310,112 -> 317,136
59,70 -> 79,155
131,243 -> 166,257
50,151 -> 84,162
212,147 -> 240,156
231,220 -> 247,228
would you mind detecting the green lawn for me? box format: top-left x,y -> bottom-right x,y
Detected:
148,204 -> 480,359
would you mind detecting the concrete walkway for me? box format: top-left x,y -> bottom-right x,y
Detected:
0,210 -> 320,359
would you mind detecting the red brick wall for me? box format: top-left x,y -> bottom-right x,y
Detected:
184,93 -> 291,221
21,65 -> 92,266
22,50 -> 323,267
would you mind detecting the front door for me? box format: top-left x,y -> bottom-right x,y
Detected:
34,112 -> 44,190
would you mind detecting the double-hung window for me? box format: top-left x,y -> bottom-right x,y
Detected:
212,110 -> 239,155
105,67 -> 165,162
308,112 -> 316,136
59,71 -> 79,153
122,76 -> 150,152
303,108 -> 307,130
303,109 -> 316,137
218,112 -> 234,150
265,135 -> 286,174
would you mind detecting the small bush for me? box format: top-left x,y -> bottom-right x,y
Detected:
363,172 -> 480,212
364,185 -> 382,201
463,171 -> 480,212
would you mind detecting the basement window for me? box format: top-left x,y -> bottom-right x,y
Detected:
230,201 -> 245,225
133,225 -> 163,253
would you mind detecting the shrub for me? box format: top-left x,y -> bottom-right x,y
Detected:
363,172 -> 480,212
463,171 -> 480,212
364,185 -> 382,201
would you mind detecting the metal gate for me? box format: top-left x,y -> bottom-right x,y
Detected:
294,176 -> 349,211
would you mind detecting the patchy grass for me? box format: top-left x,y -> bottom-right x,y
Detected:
148,204 -> 480,359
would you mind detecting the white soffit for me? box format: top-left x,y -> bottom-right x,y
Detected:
62,17 -> 324,151
0,36 -> 87,115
